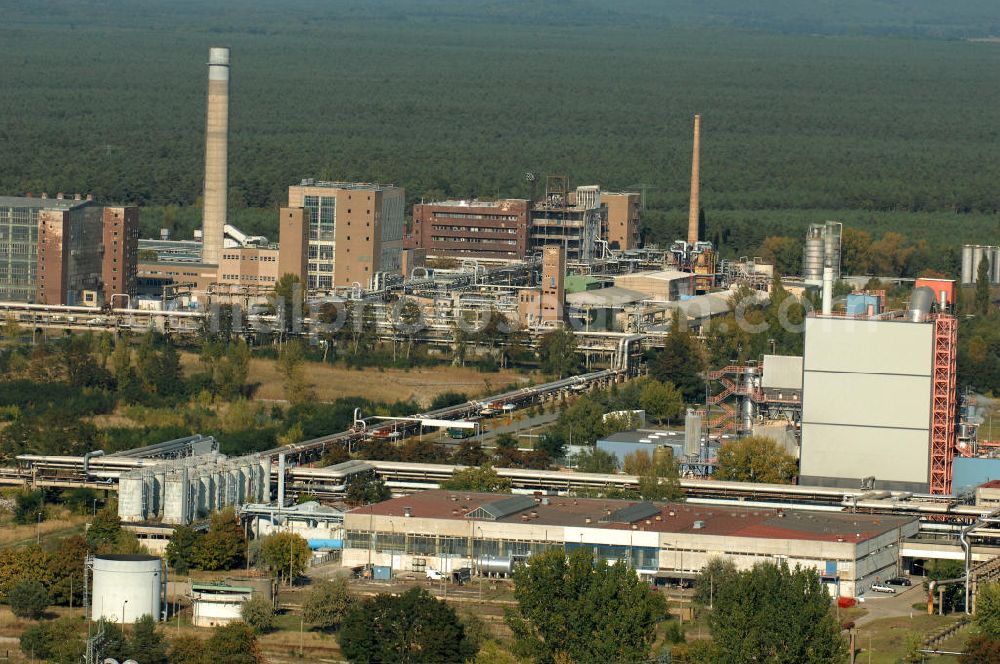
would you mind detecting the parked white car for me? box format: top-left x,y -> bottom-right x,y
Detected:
425,569 -> 445,581
871,584 -> 895,593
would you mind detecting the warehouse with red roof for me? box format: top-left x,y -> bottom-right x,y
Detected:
342,489 -> 918,598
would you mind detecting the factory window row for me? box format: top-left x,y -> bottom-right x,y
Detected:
431,237 -> 517,245
432,212 -> 520,222
222,253 -> 276,262
221,274 -> 276,283
431,225 -> 518,234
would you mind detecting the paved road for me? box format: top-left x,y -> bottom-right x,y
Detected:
855,582 -> 925,626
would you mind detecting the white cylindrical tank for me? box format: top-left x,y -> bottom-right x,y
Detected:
962,245 -> 974,285
91,554 -> 163,624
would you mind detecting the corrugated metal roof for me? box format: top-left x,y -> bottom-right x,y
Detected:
601,502 -> 660,524
467,495 -> 536,520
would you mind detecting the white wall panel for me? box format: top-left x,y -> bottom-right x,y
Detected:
802,372 -> 931,429
799,424 -> 929,485
803,318 -> 932,376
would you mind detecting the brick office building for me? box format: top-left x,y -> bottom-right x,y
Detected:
408,199 -> 532,262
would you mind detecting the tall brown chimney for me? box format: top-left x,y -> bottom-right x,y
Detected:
687,113 -> 701,246
201,47 -> 230,266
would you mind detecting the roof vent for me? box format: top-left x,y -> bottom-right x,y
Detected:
693,520 -> 705,529
668,511 -> 675,517
450,495 -> 458,501
403,507 -> 412,518
541,497 -> 550,506
529,511 -> 538,519
585,517 -> 592,524
631,524 -> 638,530
656,515 -> 663,521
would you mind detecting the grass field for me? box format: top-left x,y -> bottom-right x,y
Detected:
242,358 -> 531,406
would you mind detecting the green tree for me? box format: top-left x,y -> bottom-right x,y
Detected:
273,273 -> 305,336
128,614 -> 169,664
638,378 -> 684,424
978,582 -> 1000,638
638,451 -> 685,501
507,547 -> 666,664
168,635 -> 209,664
13,489 -> 44,525
47,535 -> 88,606
240,595 -> 276,633
87,505 -> 123,549
259,532 -> 311,586
693,557 -> 738,607
8,579 -> 49,619
192,508 -> 245,571
441,464 -> 512,493
20,617 -> 84,663
277,340 -> 314,404
472,640 -> 521,664
977,256 -> 993,315
926,559 -> 965,613
345,472 -> 392,505
451,439 -> 487,466
709,562 -> 846,664
205,622 -> 265,664
715,436 -> 798,484
537,328 -> 579,378
166,524 -> 202,574
573,447 -> 617,473
339,587 -> 475,664
650,310 -> 705,402
304,577 -> 354,632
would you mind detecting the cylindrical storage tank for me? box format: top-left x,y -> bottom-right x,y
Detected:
802,225 -> 824,282
91,555 -> 163,624
684,410 -> 701,457
909,286 -> 935,322
823,221 -> 842,281
476,556 -> 514,576
226,576 -> 275,607
962,245 -> 974,284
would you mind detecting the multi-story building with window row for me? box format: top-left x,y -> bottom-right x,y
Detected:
287,180 -> 405,290
0,194 -> 138,305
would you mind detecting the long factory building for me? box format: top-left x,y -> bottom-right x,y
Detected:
343,489 -> 917,598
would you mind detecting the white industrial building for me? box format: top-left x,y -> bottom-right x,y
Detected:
190,582 -> 254,628
118,452 -> 270,525
342,490 -> 918,598
799,313 -> 942,493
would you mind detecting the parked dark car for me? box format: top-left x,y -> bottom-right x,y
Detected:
887,577 -> 912,586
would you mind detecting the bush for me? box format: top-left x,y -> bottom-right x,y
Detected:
240,595 -> 275,634
13,490 -> 44,525
304,578 -> 354,632
8,579 -> 49,619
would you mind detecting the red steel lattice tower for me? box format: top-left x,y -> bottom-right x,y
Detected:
929,315 -> 957,494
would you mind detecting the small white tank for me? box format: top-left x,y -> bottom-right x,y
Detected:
91,555 -> 163,624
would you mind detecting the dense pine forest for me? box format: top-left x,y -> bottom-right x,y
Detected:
2,0 -> 999,261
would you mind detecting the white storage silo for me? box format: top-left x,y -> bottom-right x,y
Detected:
91,554 -> 164,624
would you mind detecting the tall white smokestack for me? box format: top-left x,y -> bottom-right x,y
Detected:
201,47 -> 230,266
822,261 -> 833,316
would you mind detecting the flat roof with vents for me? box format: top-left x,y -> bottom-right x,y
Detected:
350,490 -> 915,543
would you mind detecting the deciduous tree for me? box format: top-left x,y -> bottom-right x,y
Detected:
507,548 -> 666,664
339,587 -> 474,664
715,436 -> 797,484
709,561 -> 846,664
304,577 -> 354,632
259,532 -> 310,586
441,464 -> 512,493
